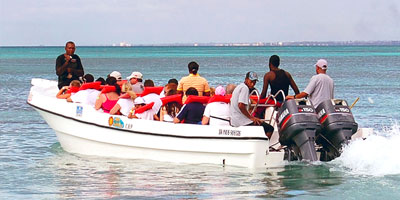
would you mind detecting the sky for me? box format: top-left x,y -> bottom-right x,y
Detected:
1,0 -> 400,46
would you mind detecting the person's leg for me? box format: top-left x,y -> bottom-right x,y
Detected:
261,122 -> 274,139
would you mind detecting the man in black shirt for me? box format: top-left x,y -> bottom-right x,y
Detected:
260,55 -> 299,101
56,41 -> 84,89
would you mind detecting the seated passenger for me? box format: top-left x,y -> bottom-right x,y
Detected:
160,89 -> 182,122
56,80 -> 81,99
96,77 -> 106,85
202,86 -> 230,125
110,83 -> 137,116
173,87 -> 205,124
108,71 -> 122,81
67,74 -> 101,106
128,97 -> 157,120
127,71 -> 144,94
95,77 -> 121,113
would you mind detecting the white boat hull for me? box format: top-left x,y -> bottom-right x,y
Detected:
29,79 -> 284,168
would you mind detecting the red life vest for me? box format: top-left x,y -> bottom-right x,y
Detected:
66,86 -> 80,94
134,102 -> 155,114
140,86 -> 164,97
161,94 -> 182,106
184,95 -> 210,104
208,95 -> 231,104
79,81 -> 101,91
101,86 -> 116,94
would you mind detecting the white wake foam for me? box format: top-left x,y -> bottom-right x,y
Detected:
333,122 -> 400,176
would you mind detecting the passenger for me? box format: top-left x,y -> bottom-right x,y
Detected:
96,77 -> 106,85
144,79 -> 155,87
56,80 -> 81,99
160,79 -> 178,98
95,77 -> 121,113
110,83 -> 137,116
108,71 -> 122,81
160,89 -> 182,122
226,84 -> 236,95
55,41 -> 84,89
67,74 -> 101,106
286,59 -> 334,108
141,85 -> 163,117
202,86 -> 230,125
177,61 -> 210,102
128,97 -> 157,120
230,72 -> 274,138
174,87 -> 205,124
127,71 -> 144,94
260,55 -> 299,101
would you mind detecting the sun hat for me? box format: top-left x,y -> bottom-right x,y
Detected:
215,86 -> 226,96
315,59 -> 328,70
127,72 -> 143,80
133,97 -> 146,105
246,71 -> 258,81
109,71 -> 122,80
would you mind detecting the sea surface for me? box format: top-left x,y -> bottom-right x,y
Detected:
1,46 -> 400,199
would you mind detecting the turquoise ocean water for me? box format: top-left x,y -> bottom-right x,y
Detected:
1,46 -> 400,199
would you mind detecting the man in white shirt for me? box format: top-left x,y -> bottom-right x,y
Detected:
286,59 -> 334,108
230,71 -> 274,138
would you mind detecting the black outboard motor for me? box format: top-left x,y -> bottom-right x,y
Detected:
277,99 -> 321,161
315,99 -> 358,161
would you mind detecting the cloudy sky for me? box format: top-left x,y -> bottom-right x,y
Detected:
1,0 -> 399,46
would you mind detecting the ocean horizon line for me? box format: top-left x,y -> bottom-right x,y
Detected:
1,40 -> 400,47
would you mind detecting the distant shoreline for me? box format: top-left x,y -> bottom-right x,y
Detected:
1,40 -> 400,47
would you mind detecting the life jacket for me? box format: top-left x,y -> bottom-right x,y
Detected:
79,81 -> 101,91
140,86 -> 164,97
161,94 -> 182,106
208,95 -> 231,104
101,85 -> 116,93
66,86 -> 80,94
184,95 -> 210,104
134,102 -> 155,114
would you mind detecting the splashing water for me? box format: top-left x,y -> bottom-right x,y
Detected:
333,122 -> 400,176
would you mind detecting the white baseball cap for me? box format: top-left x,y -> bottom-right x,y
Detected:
109,71 -> 122,80
127,72 -> 143,80
315,59 -> 328,70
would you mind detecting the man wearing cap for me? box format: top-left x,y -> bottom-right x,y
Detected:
286,59 -> 334,108
230,71 -> 274,138
56,41 -> 84,89
127,71 -> 144,94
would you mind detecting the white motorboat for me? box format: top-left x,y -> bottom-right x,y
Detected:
27,79 -> 371,168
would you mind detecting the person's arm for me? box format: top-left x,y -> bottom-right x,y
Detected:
238,102 -> 262,125
55,55 -> 71,76
286,72 -> 300,95
203,80 -> 211,96
95,94 -> 105,110
201,116 -> 210,125
286,92 -> 308,99
260,72 -> 271,99
109,103 -> 121,115
56,86 -> 70,99
173,105 -> 186,124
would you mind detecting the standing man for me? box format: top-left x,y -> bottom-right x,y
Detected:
260,55 -> 299,101
177,61 -> 210,102
56,41 -> 84,89
230,71 -> 274,138
286,59 -> 334,108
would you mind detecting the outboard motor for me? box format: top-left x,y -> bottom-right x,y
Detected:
315,99 -> 358,161
277,99 -> 320,161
